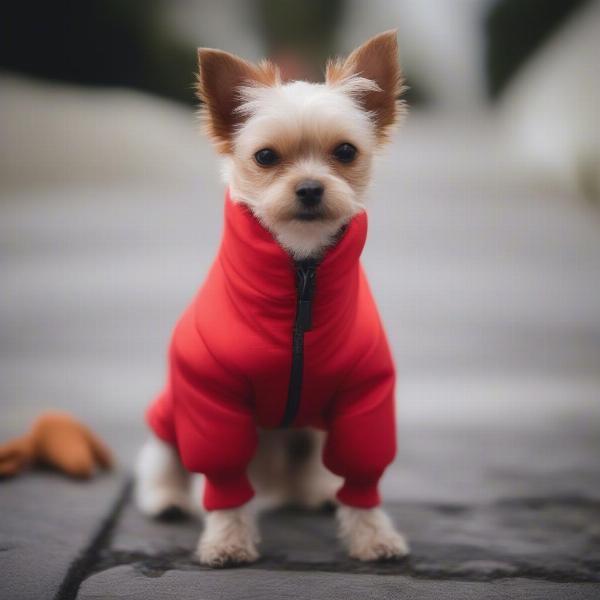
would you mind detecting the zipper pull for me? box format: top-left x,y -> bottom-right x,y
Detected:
296,261 -> 316,332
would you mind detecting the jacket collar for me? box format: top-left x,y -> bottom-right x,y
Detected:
218,189 -> 367,312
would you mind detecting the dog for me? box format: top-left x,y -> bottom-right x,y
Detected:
135,30 -> 409,567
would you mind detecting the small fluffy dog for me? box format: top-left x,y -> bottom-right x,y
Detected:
136,30 -> 409,567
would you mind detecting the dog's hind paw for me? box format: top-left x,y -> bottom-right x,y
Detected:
135,485 -> 192,519
134,437 -> 192,519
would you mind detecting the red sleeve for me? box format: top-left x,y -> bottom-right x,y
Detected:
169,303 -> 258,511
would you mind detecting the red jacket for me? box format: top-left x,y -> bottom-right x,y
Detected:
147,190 -> 396,510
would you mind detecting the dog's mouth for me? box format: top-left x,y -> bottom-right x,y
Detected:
293,207 -> 327,222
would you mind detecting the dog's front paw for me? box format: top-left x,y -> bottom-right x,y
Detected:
348,526 -> 409,561
337,506 -> 409,562
197,508 -> 260,567
198,535 -> 259,567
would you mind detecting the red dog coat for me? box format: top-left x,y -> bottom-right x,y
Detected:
147,190 -> 396,510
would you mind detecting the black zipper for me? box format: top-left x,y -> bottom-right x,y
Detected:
280,259 -> 317,427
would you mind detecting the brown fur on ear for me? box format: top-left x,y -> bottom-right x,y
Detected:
326,30 -> 405,143
196,49 -> 280,154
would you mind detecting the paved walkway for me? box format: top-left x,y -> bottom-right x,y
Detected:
1,78 -> 599,599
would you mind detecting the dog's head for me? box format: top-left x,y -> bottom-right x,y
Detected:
196,31 -> 405,258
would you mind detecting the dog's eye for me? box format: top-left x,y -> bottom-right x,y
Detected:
254,148 -> 279,167
333,143 -> 357,163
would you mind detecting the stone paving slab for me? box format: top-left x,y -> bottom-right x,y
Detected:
107,499 -> 600,580
0,470 -> 127,600
78,565 -> 600,600
72,495 -> 600,598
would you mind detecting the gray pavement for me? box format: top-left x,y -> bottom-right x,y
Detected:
79,569 -> 599,600
1,77 -> 600,599
0,471 -> 128,600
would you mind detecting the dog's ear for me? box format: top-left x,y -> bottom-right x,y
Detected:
326,30 -> 405,143
196,49 -> 280,153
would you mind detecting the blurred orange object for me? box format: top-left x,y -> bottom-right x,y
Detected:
0,412 -> 113,479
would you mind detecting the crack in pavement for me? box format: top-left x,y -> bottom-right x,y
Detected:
52,478 -> 133,600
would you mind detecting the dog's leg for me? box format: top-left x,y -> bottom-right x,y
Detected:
337,505 -> 409,561
248,429 -> 341,509
135,436 -> 192,518
289,429 -> 342,509
197,505 -> 260,567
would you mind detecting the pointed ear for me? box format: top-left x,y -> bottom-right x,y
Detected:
326,30 -> 405,142
196,49 -> 280,153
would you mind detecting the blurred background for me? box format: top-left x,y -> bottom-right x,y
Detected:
1,0 -> 599,502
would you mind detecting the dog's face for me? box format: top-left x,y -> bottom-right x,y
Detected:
196,31 -> 405,258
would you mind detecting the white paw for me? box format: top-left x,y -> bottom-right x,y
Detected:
337,506 -> 410,561
348,526 -> 409,561
135,484 -> 192,518
135,437 -> 192,518
198,535 -> 259,567
197,508 -> 260,567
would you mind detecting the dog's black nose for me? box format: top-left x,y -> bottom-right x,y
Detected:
295,180 -> 324,207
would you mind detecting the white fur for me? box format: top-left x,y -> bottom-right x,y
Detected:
136,430 -> 343,565
235,79 -> 378,143
223,79 -> 378,258
248,429 -> 342,509
337,506 -> 410,561
136,69 -> 408,567
288,433 -> 342,509
136,432 -> 408,565
197,507 -> 260,567
135,437 -> 259,567
251,157 -> 363,259
135,437 -> 192,517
